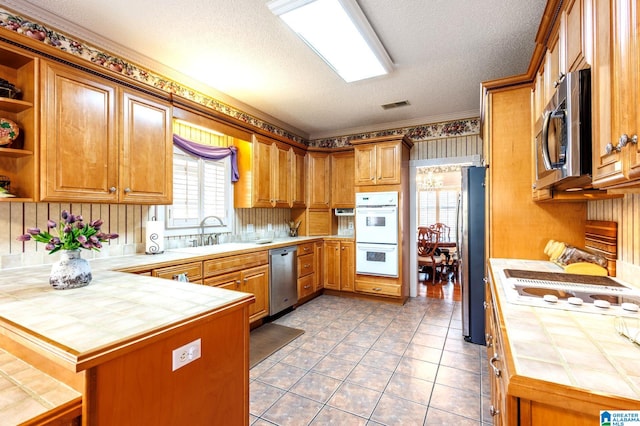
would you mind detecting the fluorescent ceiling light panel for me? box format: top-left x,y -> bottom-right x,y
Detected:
268,0 -> 393,82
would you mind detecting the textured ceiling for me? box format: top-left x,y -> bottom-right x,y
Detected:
5,0 -> 547,139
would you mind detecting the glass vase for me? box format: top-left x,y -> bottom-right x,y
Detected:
49,249 -> 92,290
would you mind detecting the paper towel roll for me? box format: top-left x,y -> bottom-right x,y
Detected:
145,220 -> 165,254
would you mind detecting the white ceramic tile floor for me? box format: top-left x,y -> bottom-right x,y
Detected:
250,294 -> 493,425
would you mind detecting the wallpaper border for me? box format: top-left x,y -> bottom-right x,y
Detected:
1,7 -> 479,148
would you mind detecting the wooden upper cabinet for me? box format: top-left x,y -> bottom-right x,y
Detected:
354,143 -> 377,185
252,135 -> 274,207
40,60 -> 172,203
591,0 -> 640,188
307,151 -> 330,208
41,60 -> 119,203
120,90 -> 172,204
354,140 -> 401,186
376,141 -> 402,184
544,31 -> 561,103
291,147 -> 306,208
330,151 -> 355,208
235,134 -> 294,208
562,0 -> 588,72
272,141 -> 292,207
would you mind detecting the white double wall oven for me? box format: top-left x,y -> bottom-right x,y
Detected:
355,191 -> 399,277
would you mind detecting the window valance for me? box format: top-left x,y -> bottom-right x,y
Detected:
172,134 -> 239,182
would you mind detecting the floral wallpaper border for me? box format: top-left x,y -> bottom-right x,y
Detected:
308,118 -> 479,148
0,7 -> 479,148
0,8 -> 306,145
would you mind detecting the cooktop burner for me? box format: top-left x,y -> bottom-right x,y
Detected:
503,269 -> 624,287
501,269 -> 640,316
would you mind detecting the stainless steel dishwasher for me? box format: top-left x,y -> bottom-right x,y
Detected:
269,246 -> 298,316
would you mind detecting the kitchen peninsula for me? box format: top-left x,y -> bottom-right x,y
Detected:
487,258 -> 640,424
0,248 -> 263,425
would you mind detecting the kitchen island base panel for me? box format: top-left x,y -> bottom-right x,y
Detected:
84,304 -> 250,426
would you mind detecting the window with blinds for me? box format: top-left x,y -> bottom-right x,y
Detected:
167,146 -> 231,229
417,189 -> 460,236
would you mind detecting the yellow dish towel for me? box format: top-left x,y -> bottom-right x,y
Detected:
564,262 -> 608,276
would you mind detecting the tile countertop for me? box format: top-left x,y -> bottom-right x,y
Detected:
0,236 -> 334,424
0,236 -> 327,368
489,258 -> 640,404
107,236 -> 328,272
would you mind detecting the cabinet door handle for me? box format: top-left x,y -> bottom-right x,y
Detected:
109,186 -> 117,193
235,280 -> 241,284
485,333 -> 493,348
124,187 -> 131,193
373,287 -> 382,291
618,133 -> 638,150
490,405 -> 500,417
370,176 -> 374,180
303,285 -> 311,289
489,353 -> 501,377
304,264 -> 310,268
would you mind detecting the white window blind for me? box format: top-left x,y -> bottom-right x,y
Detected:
417,189 -> 460,237
167,146 -> 231,229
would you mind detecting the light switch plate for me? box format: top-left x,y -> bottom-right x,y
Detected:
172,338 -> 201,371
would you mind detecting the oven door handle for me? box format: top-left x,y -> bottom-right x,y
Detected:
357,244 -> 397,252
356,207 -> 396,215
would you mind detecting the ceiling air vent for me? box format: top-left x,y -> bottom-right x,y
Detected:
381,100 -> 410,110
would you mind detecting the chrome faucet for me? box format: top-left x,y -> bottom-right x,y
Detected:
199,215 -> 224,246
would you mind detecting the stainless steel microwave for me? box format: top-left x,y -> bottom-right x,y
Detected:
534,68 -> 592,191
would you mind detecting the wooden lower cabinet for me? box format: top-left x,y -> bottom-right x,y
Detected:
204,264 -> 269,323
324,240 -> 354,291
298,274 -> 315,299
314,241 -> 324,291
485,271 -> 636,425
152,261 -> 203,284
85,301 -> 250,425
297,242 -> 316,299
354,277 -> 401,297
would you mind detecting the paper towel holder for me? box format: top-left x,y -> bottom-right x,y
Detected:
146,216 -> 165,255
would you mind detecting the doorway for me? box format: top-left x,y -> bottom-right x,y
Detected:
408,155 -> 482,298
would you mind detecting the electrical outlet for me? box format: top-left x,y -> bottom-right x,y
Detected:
267,223 -> 273,231
247,224 -> 254,233
348,221 -> 354,230
172,338 -> 201,371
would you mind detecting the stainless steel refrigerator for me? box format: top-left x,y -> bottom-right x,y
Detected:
458,166 -> 486,345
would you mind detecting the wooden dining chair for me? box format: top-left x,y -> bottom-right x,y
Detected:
429,223 -> 451,242
417,226 -> 445,285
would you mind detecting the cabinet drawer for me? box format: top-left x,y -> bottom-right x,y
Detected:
355,280 -> 401,297
152,261 -> 203,282
297,242 -> 314,256
203,271 -> 242,289
298,274 -> 315,298
203,251 -> 268,277
297,253 -> 315,277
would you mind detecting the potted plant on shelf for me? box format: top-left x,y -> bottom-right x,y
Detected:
17,210 -> 118,289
